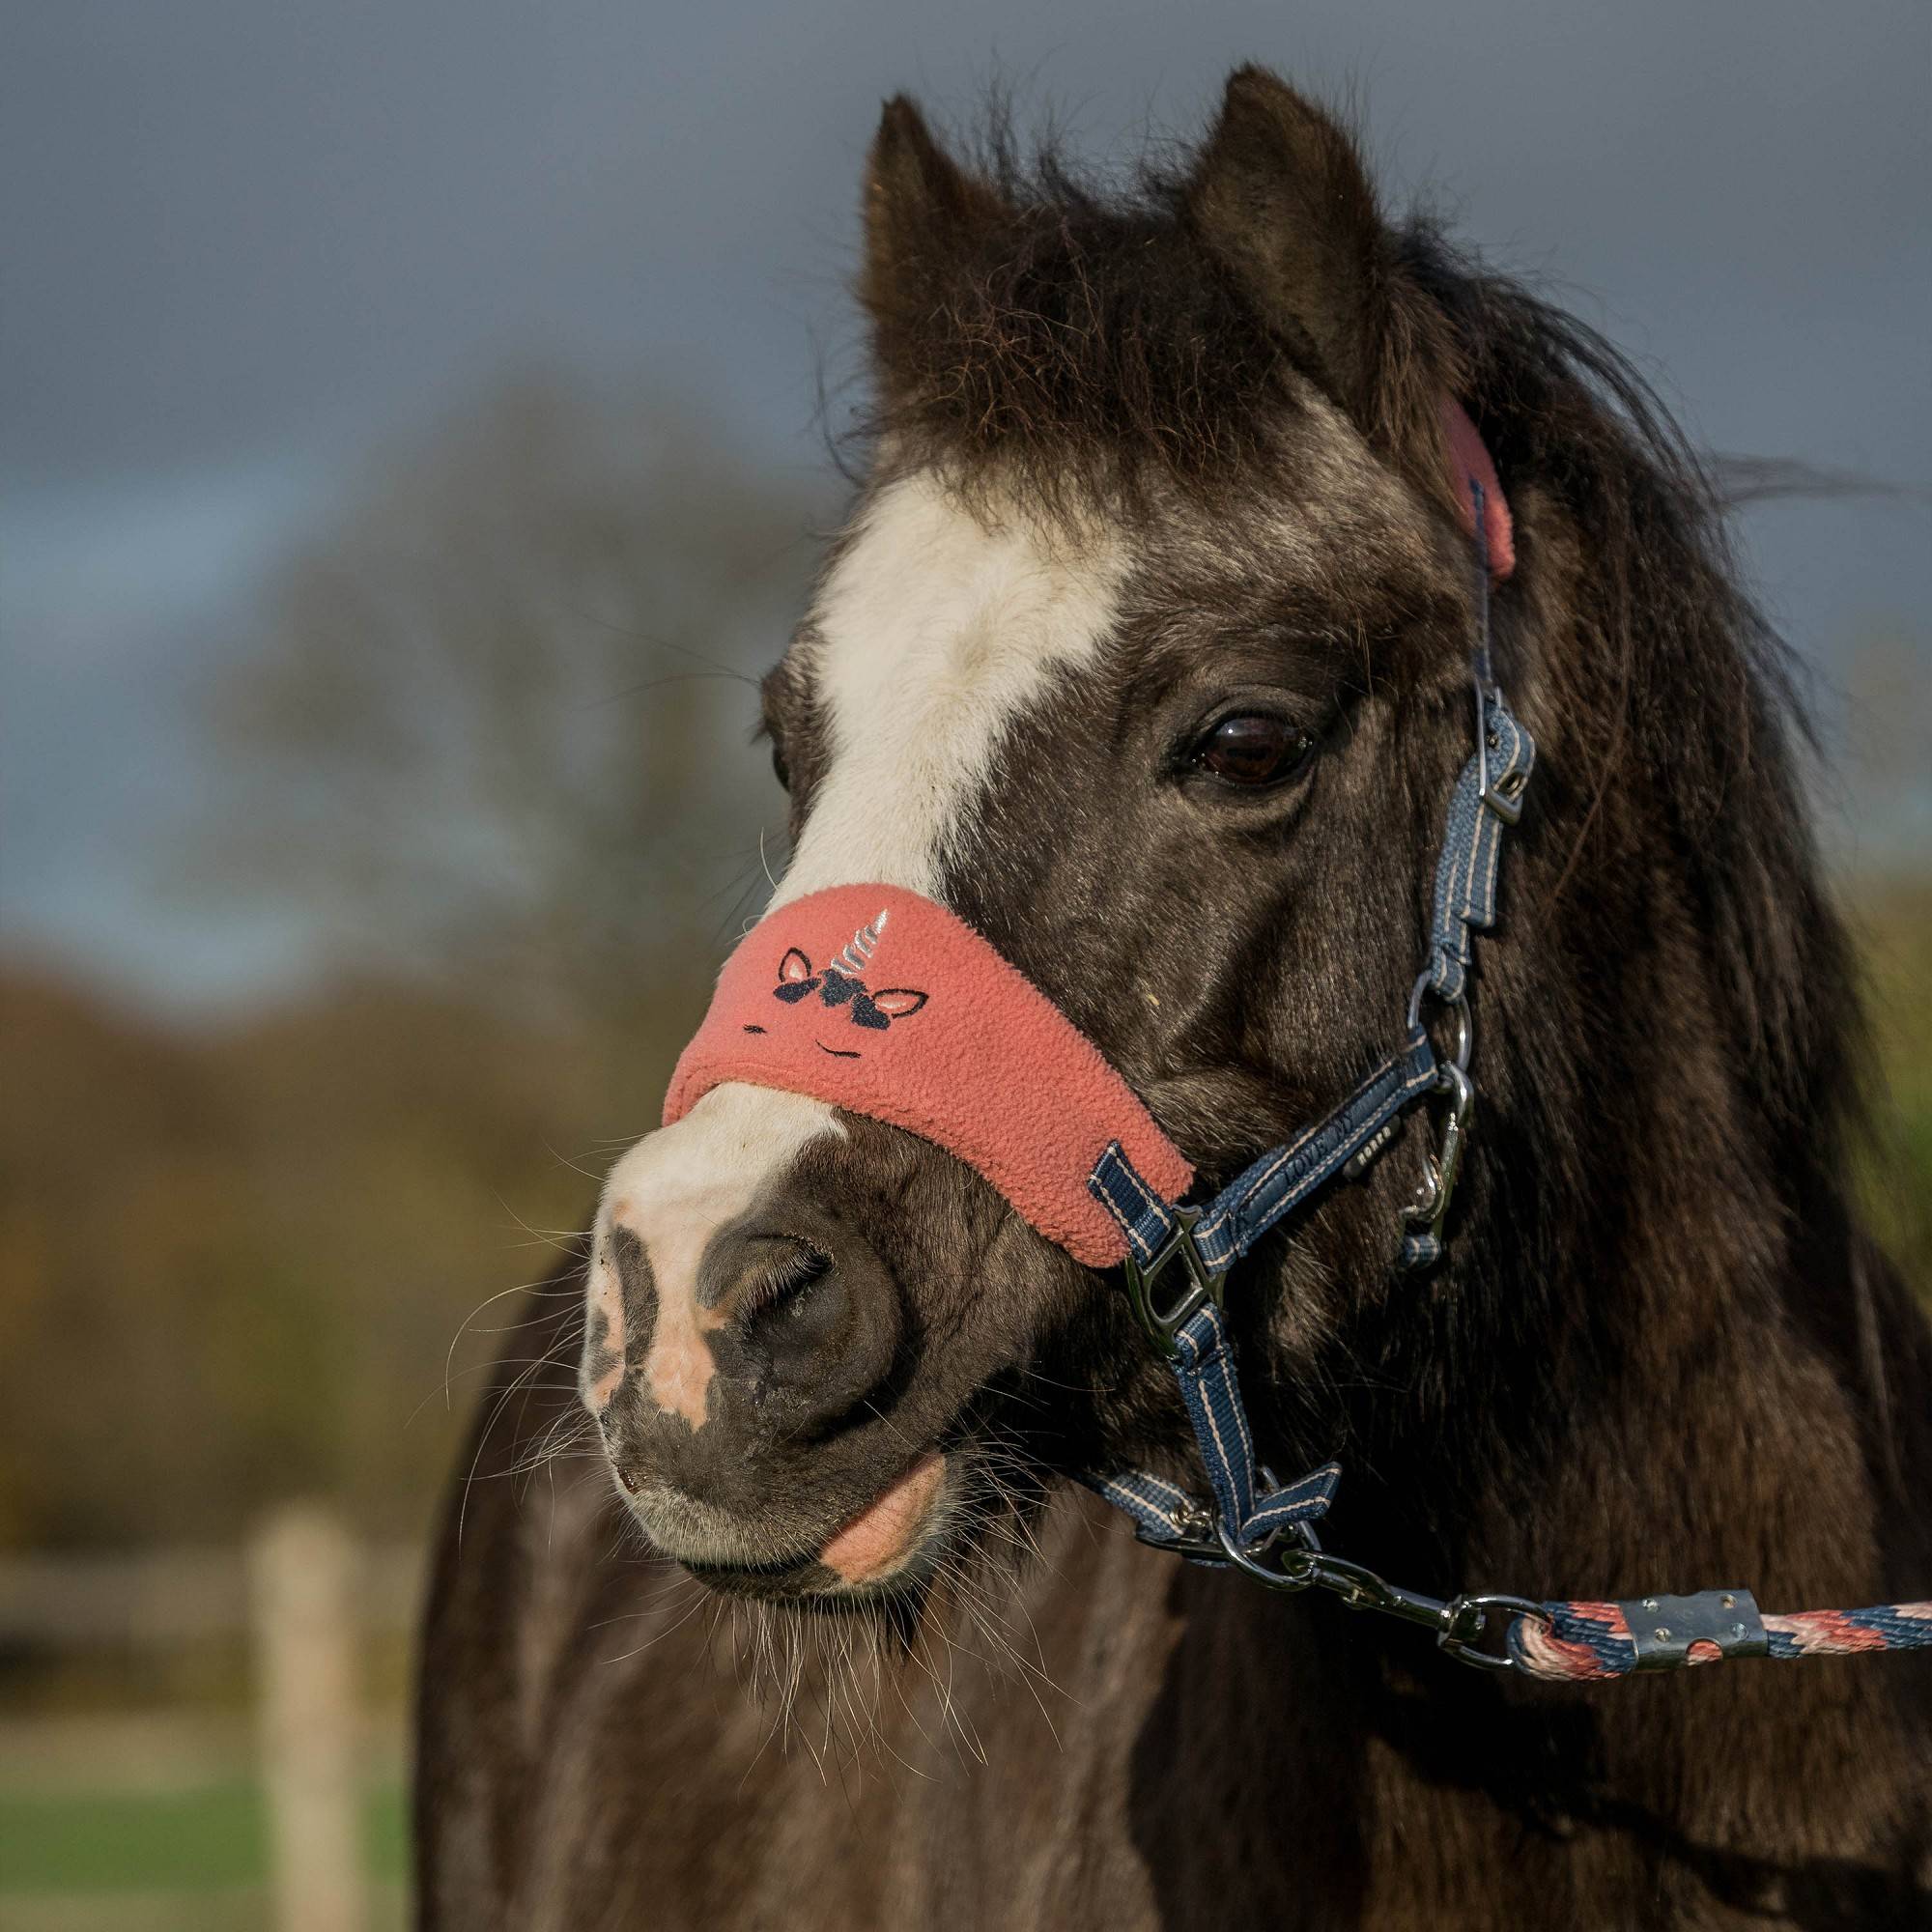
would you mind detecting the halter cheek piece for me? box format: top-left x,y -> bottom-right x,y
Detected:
668,401 -> 1932,1682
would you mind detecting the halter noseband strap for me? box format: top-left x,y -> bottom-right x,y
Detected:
665,883 -> 1193,1267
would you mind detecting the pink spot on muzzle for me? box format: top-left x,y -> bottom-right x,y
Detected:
820,1452 -> 948,1585
605,1198 -> 734,1433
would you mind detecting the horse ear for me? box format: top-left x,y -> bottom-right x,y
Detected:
861,98 -> 1008,376
1187,70 -> 1399,433
779,948 -> 813,983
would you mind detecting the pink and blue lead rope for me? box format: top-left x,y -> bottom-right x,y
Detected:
1509,1599 -> 1932,1680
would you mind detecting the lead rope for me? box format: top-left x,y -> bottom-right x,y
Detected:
1078,483 -> 1932,1680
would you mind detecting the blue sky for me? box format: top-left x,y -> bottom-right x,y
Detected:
4,1 -> 1927,1013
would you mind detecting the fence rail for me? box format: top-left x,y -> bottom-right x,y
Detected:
0,1510 -> 422,1932
0,1535 -> 421,1646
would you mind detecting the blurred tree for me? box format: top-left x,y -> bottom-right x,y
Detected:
214,371 -> 835,1037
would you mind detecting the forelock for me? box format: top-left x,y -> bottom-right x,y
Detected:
859,148 -> 1321,525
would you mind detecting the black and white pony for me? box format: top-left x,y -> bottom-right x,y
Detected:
417,71 -> 1932,1929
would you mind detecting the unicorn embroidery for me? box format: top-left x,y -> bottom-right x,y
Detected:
770,910 -> 929,1031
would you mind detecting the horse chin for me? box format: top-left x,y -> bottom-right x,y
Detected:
653,1449 -> 957,1608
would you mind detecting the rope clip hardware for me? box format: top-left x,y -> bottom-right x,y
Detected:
1211,1519 -> 1551,1671
1404,1061 -> 1476,1258
1617,1588 -> 1768,1670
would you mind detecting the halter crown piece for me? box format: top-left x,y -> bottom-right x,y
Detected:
667,401 -> 1932,1680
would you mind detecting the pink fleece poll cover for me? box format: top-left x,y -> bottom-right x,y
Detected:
664,884 -> 1194,1266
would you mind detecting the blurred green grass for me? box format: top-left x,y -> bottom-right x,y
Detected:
0,1780 -> 405,1894
0,1777 -> 404,1898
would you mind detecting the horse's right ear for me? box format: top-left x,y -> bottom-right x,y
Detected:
860,98 -> 1008,372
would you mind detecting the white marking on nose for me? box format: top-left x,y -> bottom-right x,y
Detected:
592,472 -> 1123,1426
598,1086 -> 839,1431
582,1244 -> 626,1412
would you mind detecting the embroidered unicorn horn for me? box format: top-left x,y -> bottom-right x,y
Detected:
835,910 -> 888,978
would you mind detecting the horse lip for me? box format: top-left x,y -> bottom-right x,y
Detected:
818,1451 -> 947,1584
678,1452 -> 951,1600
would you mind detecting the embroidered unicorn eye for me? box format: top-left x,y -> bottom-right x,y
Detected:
1192,712 -> 1316,788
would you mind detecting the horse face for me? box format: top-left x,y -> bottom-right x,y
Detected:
582,85 -> 1481,1603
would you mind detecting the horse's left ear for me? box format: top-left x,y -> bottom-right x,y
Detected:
1187,69 -> 1457,492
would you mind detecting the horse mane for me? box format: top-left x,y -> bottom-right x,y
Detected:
856,109 -> 1867,1206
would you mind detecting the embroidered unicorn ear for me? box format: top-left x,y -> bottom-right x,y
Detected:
846,983 -> 926,1031
773,948 -> 818,1003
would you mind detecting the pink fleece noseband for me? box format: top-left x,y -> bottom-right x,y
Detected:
666,402 -> 1511,1267
666,884 -> 1194,1264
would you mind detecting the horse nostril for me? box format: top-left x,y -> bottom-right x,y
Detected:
739,1243 -> 833,1331
692,1215 -> 896,1428
614,1463 -> 640,1494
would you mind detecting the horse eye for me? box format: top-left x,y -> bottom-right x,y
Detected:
1193,713 -> 1315,787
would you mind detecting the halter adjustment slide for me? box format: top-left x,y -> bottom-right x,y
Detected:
1121,1206 -> 1219,1355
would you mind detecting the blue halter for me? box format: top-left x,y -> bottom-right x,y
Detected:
1064,495 -> 1932,1684
1078,482 -> 1537,1584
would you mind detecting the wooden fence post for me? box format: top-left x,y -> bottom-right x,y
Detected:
250,1505 -> 369,1932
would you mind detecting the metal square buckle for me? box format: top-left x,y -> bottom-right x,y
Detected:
1122,1207 -> 1221,1355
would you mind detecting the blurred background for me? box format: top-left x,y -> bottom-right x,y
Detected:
2,3 -> 1927,1926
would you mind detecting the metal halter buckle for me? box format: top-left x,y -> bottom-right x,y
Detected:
1121,1207 -> 1221,1356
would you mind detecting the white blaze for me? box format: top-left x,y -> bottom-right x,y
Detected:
596,472 -> 1125,1438
773,472 -> 1126,903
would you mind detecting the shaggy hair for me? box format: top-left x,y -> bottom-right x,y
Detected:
417,72 -> 1930,1931
859,79 -> 1859,1188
